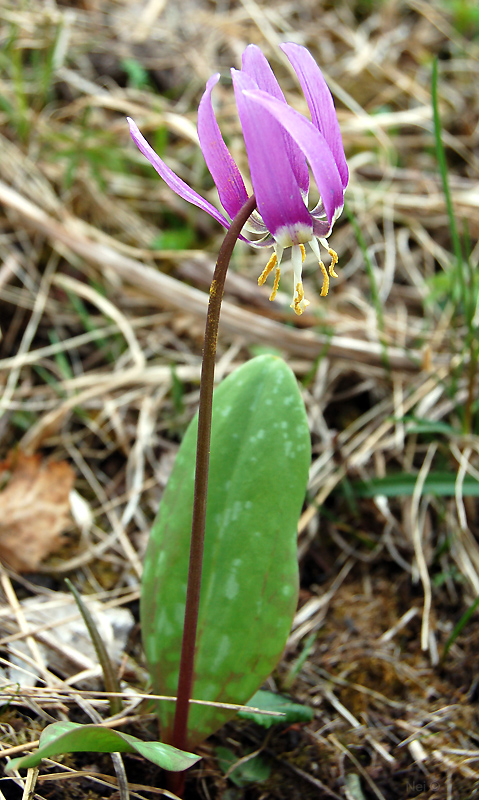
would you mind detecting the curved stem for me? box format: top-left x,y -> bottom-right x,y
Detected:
171,194 -> 257,759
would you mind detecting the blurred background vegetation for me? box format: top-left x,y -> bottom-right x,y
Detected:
1,1 -> 479,798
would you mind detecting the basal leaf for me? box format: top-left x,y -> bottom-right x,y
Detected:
6,722 -> 200,773
215,746 -> 271,787
237,690 -> 313,728
141,355 -> 310,747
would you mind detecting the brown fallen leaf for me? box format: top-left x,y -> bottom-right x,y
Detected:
0,451 -> 75,572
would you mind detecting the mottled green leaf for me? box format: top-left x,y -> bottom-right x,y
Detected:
6,722 -> 200,773
215,746 -> 271,787
237,690 -> 313,728
141,355 -> 310,747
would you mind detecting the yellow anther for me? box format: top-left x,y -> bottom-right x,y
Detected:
328,247 -> 338,266
299,243 -> 306,262
319,260 -> 330,297
269,266 -> 281,301
290,281 -> 310,315
258,252 -> 277,286
328,247 -> 339,279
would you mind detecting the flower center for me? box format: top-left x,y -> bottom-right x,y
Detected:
273,223 -> 313,249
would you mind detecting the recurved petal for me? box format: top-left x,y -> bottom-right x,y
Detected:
243,89 -> 344,228
312,217 -> 331,238
241,45 -> 309,196
280,43 -> 349,189
197,74 -> 249,219
232,70 -> 312,246
127,117 -> 232,230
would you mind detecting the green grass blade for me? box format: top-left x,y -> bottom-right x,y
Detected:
65,579 -> 122,716
346,471 -> 479,498
441,594 -> 479,662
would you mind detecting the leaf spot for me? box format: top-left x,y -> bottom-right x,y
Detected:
210,634 -> 231,672
225,570 -> 239,599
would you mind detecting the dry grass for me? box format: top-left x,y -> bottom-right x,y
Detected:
1,0 -> 479,798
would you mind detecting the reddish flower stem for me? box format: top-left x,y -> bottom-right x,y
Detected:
168,194 -> 257,795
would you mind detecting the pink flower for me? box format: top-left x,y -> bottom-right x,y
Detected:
128,43 -> 348,314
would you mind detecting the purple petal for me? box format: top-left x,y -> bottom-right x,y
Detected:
242,44 -> 286,98
232,69 -> 312,246
127,117 -> 232,230
241,45 -> 309,196
197,74 -> 249,219
280,43 -> 349,189
312,217 -> 331,238
243,89 -> 344,227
